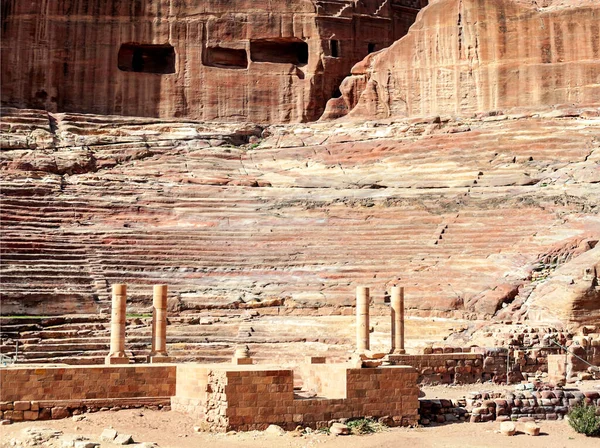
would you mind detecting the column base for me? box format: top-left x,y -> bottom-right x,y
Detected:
105,355 -> 129,365
391,349 -> 406,355
232,357 -> 253,365
148,355 -> 171,363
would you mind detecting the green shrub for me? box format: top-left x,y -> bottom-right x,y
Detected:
346,418 -> 386,435
568,404 -> 600,437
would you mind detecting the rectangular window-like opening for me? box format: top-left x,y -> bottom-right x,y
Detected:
250,39 -> 308,66
368,43 -> 376,54
204,46 -> 248,69
330,39 -> 339,58
118,43 -> 176,74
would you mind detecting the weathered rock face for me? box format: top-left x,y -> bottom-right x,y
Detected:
1,106 -> 599,324
526,244 -> 600,329
0,0 -> 427,123
324,0 -> 600,120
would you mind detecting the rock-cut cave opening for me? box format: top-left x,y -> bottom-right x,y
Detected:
250,39 -> 309,65
118,43 -> 176,74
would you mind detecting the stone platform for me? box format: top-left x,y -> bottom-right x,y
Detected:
0,362 -> 419,431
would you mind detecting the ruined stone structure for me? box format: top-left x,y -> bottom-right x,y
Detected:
0,0 -> 427,123
356,286 -> 370,352
149,285 -> 170,363
0,363 -> 420,431
390,286 -> 405,354
105,284 -> 129,365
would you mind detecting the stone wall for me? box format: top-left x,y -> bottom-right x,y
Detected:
0,0 -> 426,123
467,389 -> 600,423
0,365 -> 176,402
389,346 -> 553,385
419,389 -> 600,424
172,364 -> 420,431
0,365 -> 176,422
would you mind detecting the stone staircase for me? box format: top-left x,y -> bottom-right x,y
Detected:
1,108 -> 599,364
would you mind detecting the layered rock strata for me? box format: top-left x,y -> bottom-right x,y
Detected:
324,0 -> 600,120
1,106 -> 598,327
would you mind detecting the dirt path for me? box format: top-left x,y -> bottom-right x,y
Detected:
1,409 -> 597,448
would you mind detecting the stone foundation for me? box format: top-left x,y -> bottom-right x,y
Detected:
389,346 -> 556,385
1,362 -> 419,431
0,364 -> 176,422
171,364 -> 420,432
419,389 -> 600,425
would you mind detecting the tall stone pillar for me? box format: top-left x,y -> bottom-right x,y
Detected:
356,286 -> 370,352
105,284 -> 129,365
390,286 -> 406,354
149,284 -> 170,363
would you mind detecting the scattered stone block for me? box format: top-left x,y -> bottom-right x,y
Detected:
72,415 -> 86,422
500,422 -> 516,436
100,428 -> 118,442
523,422 -> 540,436
1,420 -> 11,425
265,424 -> 285,435
329,423 -> 350,435
113,434 -> 134,445
74,442 -> 99,448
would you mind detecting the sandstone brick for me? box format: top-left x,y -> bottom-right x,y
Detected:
13,401 -> 30,411
23,410 -> 39,420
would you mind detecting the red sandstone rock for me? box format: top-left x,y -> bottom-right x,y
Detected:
526,245 -> 600,328
0,107 -> 599,323
324,0 -> 600,120
0,0 -> 426,123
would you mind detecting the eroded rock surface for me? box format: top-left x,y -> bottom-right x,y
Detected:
324,0 -> 600,120
0,0 -> 427,123
1,106 -> 598,324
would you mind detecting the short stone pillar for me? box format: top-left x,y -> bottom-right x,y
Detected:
390,286 -> 406,354
356,286 -> 370,352
149,284 -> 170,363
232,345 -> 253,365
105,284 -> 129,365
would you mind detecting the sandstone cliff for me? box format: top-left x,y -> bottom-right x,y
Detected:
323,0 -> 600,120
0,0 -> 425,123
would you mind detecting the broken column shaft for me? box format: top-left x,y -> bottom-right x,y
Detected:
356,286 -> 370,352
105,284 -> 129,365
149,284 -> 170,363
390,286 -> 406,354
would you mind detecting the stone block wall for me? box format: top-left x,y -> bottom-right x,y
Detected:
297,364 -> 348,399
390,347 -> 552,385
172,364 -> 420,432
0,365 -> 176,402
0,365 -> 176,422
170,365 -> 210,419
419,389 -> 600,424
467,390 -> 600,423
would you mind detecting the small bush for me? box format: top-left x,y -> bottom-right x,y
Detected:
346,418 -> 386,435
568,404 -> 600,437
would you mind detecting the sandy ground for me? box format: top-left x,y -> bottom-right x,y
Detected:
1,408 -> 599,448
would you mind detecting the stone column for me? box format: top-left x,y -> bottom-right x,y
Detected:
105,284 -> 129,365
390,286 -> 406,354
356,286 -> 370,352
149,284 -> 170,363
